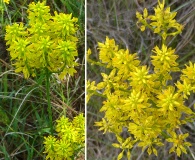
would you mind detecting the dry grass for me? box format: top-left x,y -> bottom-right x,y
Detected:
87,0 -> 195,159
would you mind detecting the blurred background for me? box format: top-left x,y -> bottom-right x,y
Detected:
87,0 -> 195,159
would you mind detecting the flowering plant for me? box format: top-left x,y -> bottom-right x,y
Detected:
88,0 -> 195,159
43,113 -> 85,160
4,1 -> 79,135
5,1 -> 78,79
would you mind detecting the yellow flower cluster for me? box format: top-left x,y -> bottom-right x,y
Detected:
5,1 -> 78,79
3,0 -> 9,4
88,0 -> 195,159
3,0 -> 10,4
43,113 -> 85,160
136,0 -> 183,40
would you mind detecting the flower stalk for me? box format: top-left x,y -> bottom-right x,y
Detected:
46,68 -> 53,135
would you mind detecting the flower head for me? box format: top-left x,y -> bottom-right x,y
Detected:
167,132 -> 191,157
43,114 -> 85,159
181,61 -> 195,82
129,66 -> 152,90
5,1 -> 78,79
3,0 -> 10,4
176,80 -> 195,99
151,44 -> 179,72
124,90 -> 149,113
157,86 -> 181,112
98,36 -> 118,67
136,0 -> 183,39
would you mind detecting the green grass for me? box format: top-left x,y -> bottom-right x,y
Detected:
0,0 -> 85,159
87,0 -> 195,159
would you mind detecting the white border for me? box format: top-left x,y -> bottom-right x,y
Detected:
85,0 -> 87,159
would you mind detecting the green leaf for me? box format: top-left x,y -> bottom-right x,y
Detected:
0,107 -> 10,125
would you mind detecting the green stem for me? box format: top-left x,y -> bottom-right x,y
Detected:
1,1 -> 4,26
87,58 -> 107,67
93,91 -> 106,98
162,38 -> 166,46
46,68 -> 53,135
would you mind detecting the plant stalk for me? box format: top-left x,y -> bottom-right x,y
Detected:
46,68 -> 53,135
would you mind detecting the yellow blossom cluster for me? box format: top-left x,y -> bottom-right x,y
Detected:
43,113 -> 85,160
136,0 -> 183,40
5,1 -> 78,79
3,0 -> 9,4
88,0 -> 195,159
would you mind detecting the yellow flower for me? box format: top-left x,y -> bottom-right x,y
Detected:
55,139 -> 73,159
43,114 -> 85,159
151,44 -> 179,72
136,0 -> 183,39
157,86 -> 181,112
87,80 -> 97,102
149,0 -> 183,38
99,94 -> 125,134
43,136 -> 57,159
98,36 -> 118,67
72,113 -> 85,143
112,136 -> 134,160
3,0 -> 10,4
176,80 -> 195,99
87,48 -> 92,60
112,49 -> 140,79
157,86 -> 192,115
138,137 -> 163,156
128,115 -> 163,146
5,1 -> 78,79
124,90 -> 149,113
88,0 -> 195,159
129,66 -> 152,90
97,69 -> 119,95
181,61 -> 195,81
5,23 -> 27,45
167,132 -> 191,157
95,118 -> 110,134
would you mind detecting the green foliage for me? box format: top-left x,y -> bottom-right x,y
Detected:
43,113 -> 85,160
61,0 -> 84,28
5,1 -> 78,79
88,0 -> 195,159
0,106 -> 9,125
